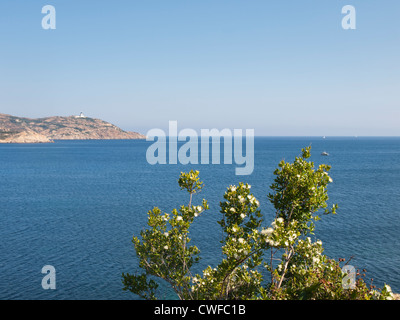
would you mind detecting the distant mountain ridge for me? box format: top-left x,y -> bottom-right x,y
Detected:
0,113 -> 146,143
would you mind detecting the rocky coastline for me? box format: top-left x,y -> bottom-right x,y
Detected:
0,113 -> 146,143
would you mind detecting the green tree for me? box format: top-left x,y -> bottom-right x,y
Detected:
122,148 -> 394,300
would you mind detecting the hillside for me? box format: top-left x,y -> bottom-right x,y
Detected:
0,113 -> 146,143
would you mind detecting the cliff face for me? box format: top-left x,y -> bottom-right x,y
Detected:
0,113 -> 146,143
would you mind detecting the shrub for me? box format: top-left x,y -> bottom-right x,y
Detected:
122,147 -> 394,300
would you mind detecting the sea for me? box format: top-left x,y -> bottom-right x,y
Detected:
0,137 -> 399,299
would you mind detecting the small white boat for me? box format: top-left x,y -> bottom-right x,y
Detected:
321,151 -> 329,156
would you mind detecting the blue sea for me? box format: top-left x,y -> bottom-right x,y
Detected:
1,137 -> 399,299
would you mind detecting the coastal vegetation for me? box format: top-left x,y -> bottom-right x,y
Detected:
122,147 -> 394,300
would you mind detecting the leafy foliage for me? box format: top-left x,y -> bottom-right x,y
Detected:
122,148 -> 394,300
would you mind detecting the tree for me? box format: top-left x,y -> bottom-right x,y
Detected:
122,147 -> 394,300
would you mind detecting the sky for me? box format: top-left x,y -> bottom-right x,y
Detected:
0,0 -> 399,136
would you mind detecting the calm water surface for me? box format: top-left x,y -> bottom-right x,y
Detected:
0,137 -> 399,299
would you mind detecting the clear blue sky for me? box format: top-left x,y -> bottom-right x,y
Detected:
0,1 -> 399,136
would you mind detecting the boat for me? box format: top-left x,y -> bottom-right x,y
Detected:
321,151 -> 329,156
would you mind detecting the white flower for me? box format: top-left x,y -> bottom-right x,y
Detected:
164,232 -> 169,237
230,208 -> 236,213
230,186 -> 236,192
261,228 -> 273,236
164,245 -> 169,250
196,206 -> 202,212
328,177 -> 333,183
176,216 -> 183,221
276,217 -> 284,224
238,238 -> 245,244
384,284 -> 393,293
194,213 -> 199,217
289,231 -> 298,242
232,226 -> 239,233
369,289 -> 380,299
163,214 -> 169,221
240,213 -> 246,219
238,196 -> 245,203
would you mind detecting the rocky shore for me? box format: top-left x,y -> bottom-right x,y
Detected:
0,113 -> 146,143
